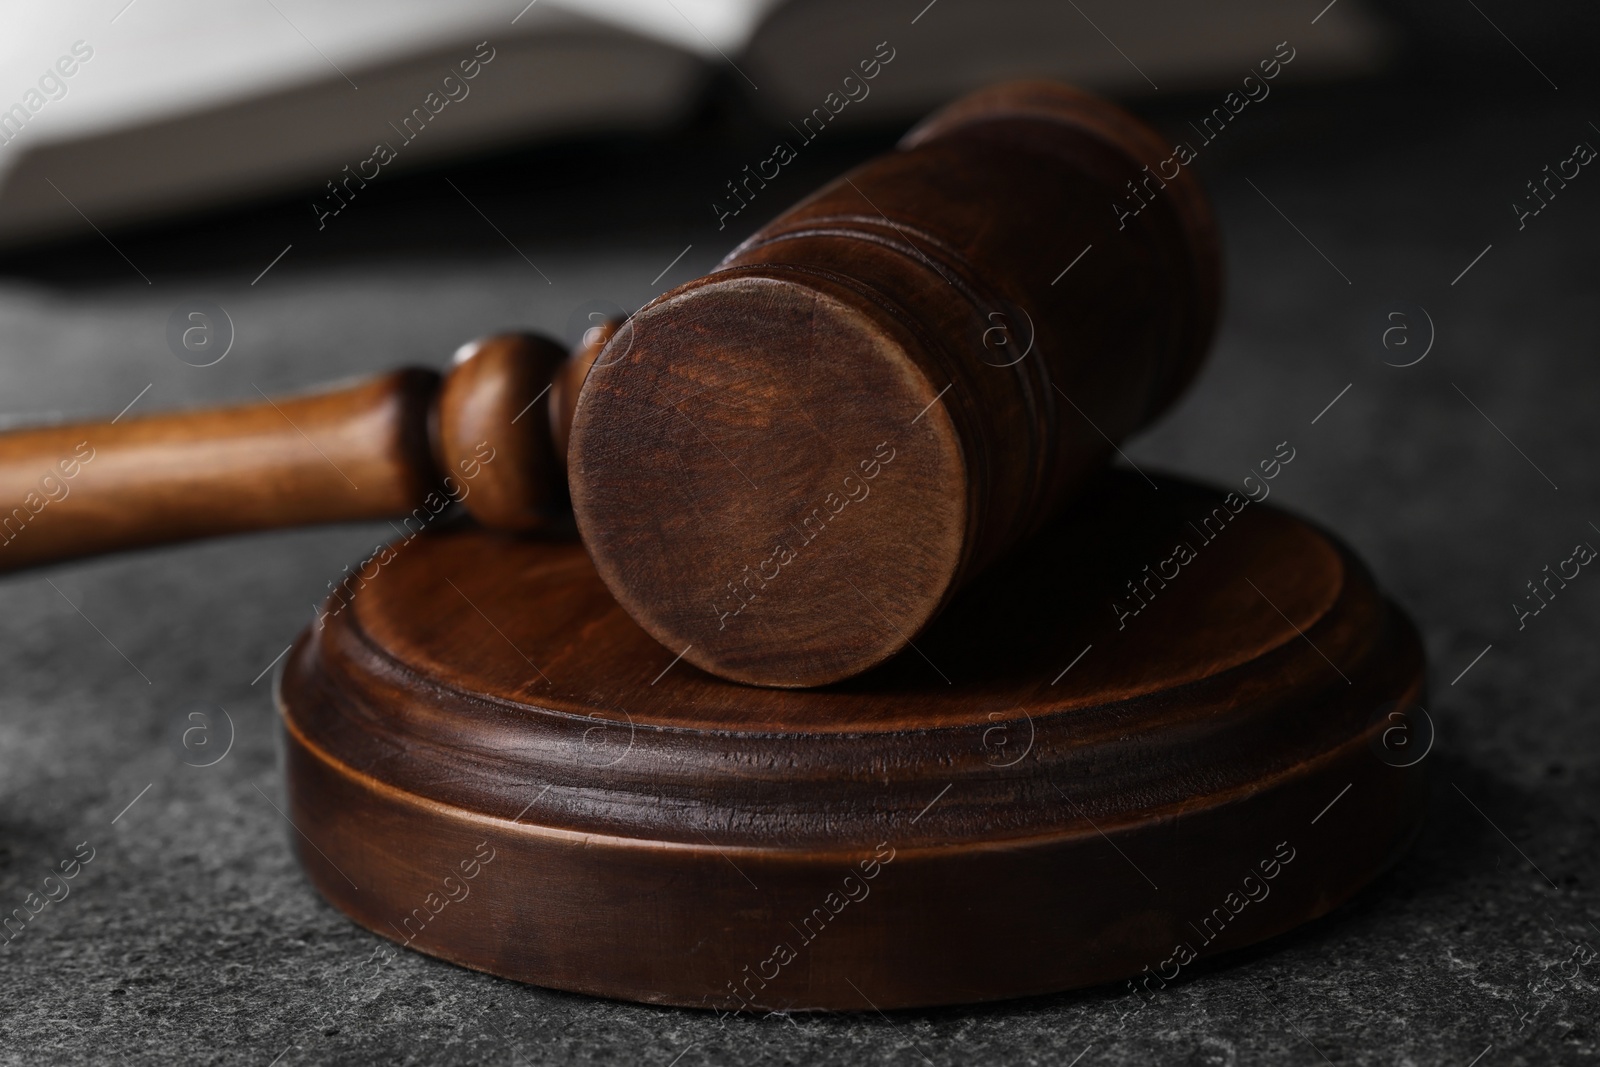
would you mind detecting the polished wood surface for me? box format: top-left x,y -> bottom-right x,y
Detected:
279,472 -> 1428,1010
569,81 -> 1221,687
0,369 -> 441,571
0,334 -> 570,573
0,81 -> 1219,691
437,333 -> 571,532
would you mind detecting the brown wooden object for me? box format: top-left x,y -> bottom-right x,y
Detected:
568,82 -> 1220,687
0,82 -> 1215,691
0,333 -> 572,571
279,472 -> 1428,1011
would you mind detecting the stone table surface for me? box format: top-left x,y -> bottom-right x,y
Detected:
0,69 -> 1596,1066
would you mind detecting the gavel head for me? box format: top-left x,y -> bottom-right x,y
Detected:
480,82 -> 1218,689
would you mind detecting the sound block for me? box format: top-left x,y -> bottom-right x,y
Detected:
277,471 -> 1428,1011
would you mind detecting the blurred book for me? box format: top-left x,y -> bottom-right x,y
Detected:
0,0 -> 1390,247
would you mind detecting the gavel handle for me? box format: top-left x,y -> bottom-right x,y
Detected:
0,370 -> 443,574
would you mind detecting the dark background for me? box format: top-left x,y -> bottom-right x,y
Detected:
1,1 -> 1598,1064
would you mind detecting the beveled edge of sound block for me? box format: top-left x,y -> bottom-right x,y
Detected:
277,473 -> 1430,1011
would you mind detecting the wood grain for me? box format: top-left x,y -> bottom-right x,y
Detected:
438,333 -> 570,532
0,82 -> 1225,693
569,81 -> 1221,687
279,471 -> 1429,1010
0,331 -> 582,572
0,370 -> 440,571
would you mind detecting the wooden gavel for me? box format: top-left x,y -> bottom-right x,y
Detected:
0,82 -> 1217,688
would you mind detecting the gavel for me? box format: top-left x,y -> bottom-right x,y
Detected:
0,82 -> 1217,688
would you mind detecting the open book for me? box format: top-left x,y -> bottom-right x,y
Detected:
0,0 -> 1389,248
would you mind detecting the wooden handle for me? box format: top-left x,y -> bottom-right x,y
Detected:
1,80 -> 1214,698
0,371 -> 440,572
0,333 -> 582,573
568,81 -> 1221,688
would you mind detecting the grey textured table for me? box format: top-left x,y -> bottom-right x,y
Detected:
1,68 -> 1597,1065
